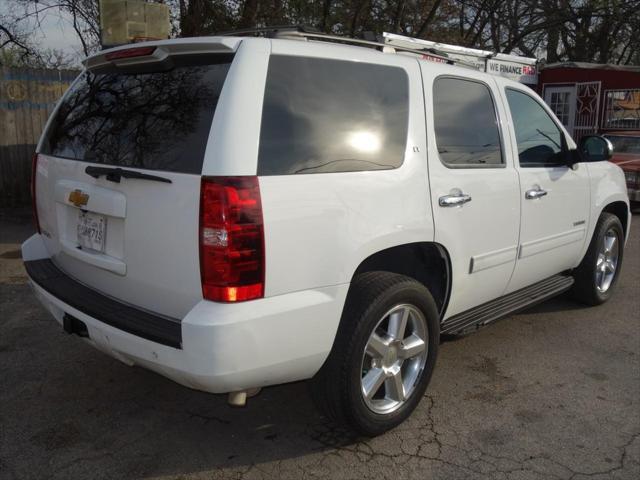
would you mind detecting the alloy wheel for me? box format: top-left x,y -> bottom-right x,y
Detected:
360,304 -> 429,414
595,228 -> 619,293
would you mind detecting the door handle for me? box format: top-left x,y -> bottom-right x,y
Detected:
525,187 -> 548,200
439,192 -> 472,207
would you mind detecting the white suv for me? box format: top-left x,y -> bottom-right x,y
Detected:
22,31 -> 630,436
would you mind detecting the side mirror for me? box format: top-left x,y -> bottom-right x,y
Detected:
578,135 -> 614,162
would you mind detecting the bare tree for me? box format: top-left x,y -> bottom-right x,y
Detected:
2,0 -> 638,65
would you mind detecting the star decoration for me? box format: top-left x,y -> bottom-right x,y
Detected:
577,84 -> 598,116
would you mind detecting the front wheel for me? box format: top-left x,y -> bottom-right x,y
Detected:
310,272 -> 439,436
571,212 -> 625,305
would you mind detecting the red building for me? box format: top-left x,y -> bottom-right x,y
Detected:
539,62 -> 640,140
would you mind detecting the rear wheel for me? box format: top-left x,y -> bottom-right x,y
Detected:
311,272 -> 439,436
571,213 -> 624,305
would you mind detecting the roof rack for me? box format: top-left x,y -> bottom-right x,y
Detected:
217,25 -> 476,69
383,32 -> 538,84
217,26 -> 539,84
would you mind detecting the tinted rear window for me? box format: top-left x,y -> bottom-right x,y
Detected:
40,55 -> 233,174
258,55 -> 409,175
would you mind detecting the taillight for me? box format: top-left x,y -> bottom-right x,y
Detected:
31,153 -> 41,234
199,177 -> 265,302
105,46 -> 156,61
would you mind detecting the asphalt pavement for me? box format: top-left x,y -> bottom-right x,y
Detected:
1,209 -> 638,480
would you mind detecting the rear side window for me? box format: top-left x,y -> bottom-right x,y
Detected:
433,77 -> 503,167
258,55 -> 409,175
506,88 -> 565,167
40,55 -> 233,174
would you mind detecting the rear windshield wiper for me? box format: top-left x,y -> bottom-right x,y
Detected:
85,166 -> 172,184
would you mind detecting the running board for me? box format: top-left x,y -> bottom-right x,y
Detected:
441,274 -> 575,335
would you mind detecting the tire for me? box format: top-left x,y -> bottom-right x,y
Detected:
310,272 -> 439,436
571,212 -> 625,305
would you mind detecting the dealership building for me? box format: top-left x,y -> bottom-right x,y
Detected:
383,33 -> 640,142
539,62 -> 640,140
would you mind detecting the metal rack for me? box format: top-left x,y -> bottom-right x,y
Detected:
217,25 -> 476,68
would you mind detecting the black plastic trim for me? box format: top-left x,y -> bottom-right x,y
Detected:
25,259 -> 182,349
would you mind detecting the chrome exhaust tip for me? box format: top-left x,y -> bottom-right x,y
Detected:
227,387 -> 262,407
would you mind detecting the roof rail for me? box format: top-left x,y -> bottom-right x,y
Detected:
216,25 -> 316,38
217,25 -> 477,68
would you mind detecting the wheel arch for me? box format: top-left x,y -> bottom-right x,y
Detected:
601,201 -> 630,239
351,242 -> 451,318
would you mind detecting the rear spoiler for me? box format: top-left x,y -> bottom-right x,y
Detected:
83,37 -> 242,70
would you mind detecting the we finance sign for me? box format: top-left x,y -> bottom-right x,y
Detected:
487,59 -> 538,84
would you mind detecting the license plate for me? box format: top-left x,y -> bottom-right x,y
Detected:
77,211 -> 106,252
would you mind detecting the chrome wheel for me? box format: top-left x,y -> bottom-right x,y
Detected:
360,304 -> 428,414
595,228 -> 619,293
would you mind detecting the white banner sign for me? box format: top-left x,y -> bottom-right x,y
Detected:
383,32 -> 539,86
487,59 -> 538,84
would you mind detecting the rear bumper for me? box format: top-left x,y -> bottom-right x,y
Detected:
22,234 -> 348,394
24,258 -> 182,348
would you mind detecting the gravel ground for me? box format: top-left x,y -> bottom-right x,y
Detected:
1,211 -> 638,480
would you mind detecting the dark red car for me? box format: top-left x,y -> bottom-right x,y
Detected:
603,130 -> 640,206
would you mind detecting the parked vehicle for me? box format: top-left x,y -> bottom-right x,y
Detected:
603,131 -> 640,206
22,30 -> 630,436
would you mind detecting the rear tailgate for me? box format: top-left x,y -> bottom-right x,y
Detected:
34,44 -> 236,319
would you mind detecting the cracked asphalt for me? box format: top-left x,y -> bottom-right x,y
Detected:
1,210 -> 639,480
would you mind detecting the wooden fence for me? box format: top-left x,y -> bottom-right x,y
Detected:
0,67 -> 79,207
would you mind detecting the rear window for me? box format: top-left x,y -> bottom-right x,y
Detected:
40,54 -> 233,174
258,55 -> 409,175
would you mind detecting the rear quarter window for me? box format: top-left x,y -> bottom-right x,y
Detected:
257,55 -> 409,175
40,54 -> 233,174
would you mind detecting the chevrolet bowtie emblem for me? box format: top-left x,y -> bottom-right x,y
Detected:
68,189 -> 89,208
